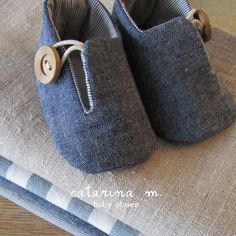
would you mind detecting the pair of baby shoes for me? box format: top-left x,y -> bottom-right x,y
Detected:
34,0 -> 236,173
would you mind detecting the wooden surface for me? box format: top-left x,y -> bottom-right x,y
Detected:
0,1 -> 235,235
0,197 -> 69,235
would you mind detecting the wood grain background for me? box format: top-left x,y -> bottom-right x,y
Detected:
0,0 -> 235,235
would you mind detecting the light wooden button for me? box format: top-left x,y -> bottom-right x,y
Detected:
194,9 -> 212,43
34,46 -> 61,84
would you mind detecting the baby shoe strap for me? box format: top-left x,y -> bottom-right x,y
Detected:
53,40 -> 85,68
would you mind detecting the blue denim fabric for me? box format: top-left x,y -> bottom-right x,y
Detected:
113,0 -> 236,143
36,0 -> 157,173
0,176 -> 107,236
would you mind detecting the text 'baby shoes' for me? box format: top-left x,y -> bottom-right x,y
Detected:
34,0 -> 157,173
113,0 -> 236,143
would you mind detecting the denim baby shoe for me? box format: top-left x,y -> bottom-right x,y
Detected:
113,0 -> 236,143
34,0 -> 157,173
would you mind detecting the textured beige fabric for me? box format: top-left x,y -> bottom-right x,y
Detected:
0,0 -> 236,235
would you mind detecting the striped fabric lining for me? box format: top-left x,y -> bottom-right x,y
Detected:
0,156 -> 142,236
47,0 -> 119,41
120,0 -> 191,29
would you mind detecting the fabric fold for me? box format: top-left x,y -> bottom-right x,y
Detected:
0,155 -> 141,236
0,176 -> 106,236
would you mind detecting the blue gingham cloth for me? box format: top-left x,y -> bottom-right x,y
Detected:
0,155 -> 142,236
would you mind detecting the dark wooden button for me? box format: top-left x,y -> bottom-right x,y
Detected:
194,9 -> 212,43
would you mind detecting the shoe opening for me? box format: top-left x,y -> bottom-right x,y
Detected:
46,0 -> 119,113
120,0 -> 191,30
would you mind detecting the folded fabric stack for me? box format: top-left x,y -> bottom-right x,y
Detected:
0,156 -> 140,235
0,0 -> 236,235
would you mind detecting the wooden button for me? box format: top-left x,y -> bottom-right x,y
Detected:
34,46 -> 61,84
194,9 -> 212,43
